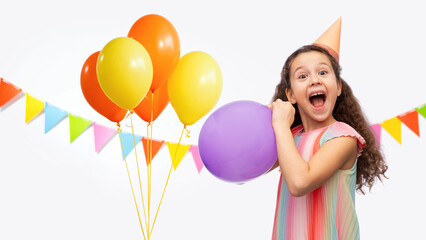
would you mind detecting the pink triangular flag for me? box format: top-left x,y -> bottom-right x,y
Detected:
93,122 -> 117,153
370,124 -> 381,149
189,145 -> 204,173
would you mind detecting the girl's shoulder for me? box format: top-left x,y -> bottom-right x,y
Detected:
320,121 -> 366,156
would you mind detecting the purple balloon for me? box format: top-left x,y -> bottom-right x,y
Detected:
198,100 -> 278,183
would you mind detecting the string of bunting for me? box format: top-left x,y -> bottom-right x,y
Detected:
1,78 -> 425,169
0,78 -> 204,173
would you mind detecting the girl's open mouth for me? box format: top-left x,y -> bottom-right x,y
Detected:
309,92 -> 326,109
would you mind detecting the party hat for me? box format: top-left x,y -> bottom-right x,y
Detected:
313,17 -> 342,61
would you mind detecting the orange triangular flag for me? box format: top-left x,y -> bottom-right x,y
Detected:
142,137 -> 165,165
25,93 -> 45,123
0,78 -> 23,109
314,17 -> 342,61
380,117 -> 402,144
397,110 -> 420,137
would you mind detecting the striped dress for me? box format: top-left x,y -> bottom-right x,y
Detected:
272,121 -> 366,240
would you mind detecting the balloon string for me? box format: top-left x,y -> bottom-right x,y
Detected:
148,90 -> 154,239
149,122 -> 153,239
145,123 -> 150,239
124,111 -> 132,128
145,121 -> 151,239
150,125 -> 186,236
117,123 -> 146,240
129,111 -> 149,234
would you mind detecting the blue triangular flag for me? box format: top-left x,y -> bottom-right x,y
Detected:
118,131 -> 143,160
44,102 -> 68,133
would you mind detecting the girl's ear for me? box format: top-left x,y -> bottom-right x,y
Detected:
285,88 -> 297,104
337,81 -> 342,96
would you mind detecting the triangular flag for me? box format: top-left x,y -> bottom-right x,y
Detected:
69,113 -> 92,143
142,137 -> 165,165
380,117 -> 402,144
25,93 -> 45,123
0,78 -> 23,109
314,17 -> 342,61
118,131 -> 142,160
93,122 -> 117,153
167,142 -> 191,170
189,145 -> 204,174
397,110 -> 420,137
44,102 -> 68,133
416,104 -> 426,119
370,124 -> 381,149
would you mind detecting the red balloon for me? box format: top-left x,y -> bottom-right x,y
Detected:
134,80 -> 169,122
128,14 -> 180,91
80,51 -> 127,123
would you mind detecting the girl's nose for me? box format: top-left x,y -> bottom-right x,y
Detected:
309,75 -> 322,86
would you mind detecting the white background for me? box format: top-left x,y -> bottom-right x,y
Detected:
1,0 -> 425,239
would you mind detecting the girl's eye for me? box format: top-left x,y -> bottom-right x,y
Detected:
298,74 -> 308,79
319,71 -> 327,76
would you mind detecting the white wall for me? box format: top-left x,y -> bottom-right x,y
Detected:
1,0 -> 425,239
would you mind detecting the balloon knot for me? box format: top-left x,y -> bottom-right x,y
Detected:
130,109 -> 134,114
116,123 -> 122,132
184,125 -> 190,138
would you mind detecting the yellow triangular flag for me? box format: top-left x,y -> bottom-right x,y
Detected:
314,17 -> 342,61
25,93 -> 45,123
167,142 -> 191,170
380,117 -> 402,144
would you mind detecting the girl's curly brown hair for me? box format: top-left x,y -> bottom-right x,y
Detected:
272,45 -> 388,194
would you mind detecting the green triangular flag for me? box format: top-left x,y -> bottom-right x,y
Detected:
69,113 -> 92,143
416,104 -> 426,119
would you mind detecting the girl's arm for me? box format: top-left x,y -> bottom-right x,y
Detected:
274,125 -> 357,197
269,100 -> 358,197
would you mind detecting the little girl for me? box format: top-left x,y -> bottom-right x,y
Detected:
267,45 -> 388,240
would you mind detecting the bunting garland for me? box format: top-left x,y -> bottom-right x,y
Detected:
370,124 -> 382,149
25,93 -> 45,123
93,122 -> 117,153
118,131 -> 143,160
0,78 -> 22,109
45,102 -> 68,133
416,104 -> 426,119
397,110 -> 420,137
69,113 -> 92,143
380,117 -> 402,144
142,138 -> 165,165
0,79 -> 425,174
189,145 -> 204,173
167,142 -> 191,170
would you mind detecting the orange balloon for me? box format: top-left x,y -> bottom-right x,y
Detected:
128,14 -> 180,91
134,80 -> 169,122
80,51 -> 127,123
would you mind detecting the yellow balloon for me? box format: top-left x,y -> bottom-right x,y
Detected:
97,37 -> 153,110
168,51 -> 222,125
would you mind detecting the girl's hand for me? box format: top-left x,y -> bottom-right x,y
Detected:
267,99 -> 295,130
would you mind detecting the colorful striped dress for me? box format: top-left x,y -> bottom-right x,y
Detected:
272,121 -> 366,240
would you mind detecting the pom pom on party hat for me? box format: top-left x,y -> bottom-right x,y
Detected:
313,17 -> 342,61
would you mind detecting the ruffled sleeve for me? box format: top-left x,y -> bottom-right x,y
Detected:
320,122 -> 366,157
291,124 -> 304,137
